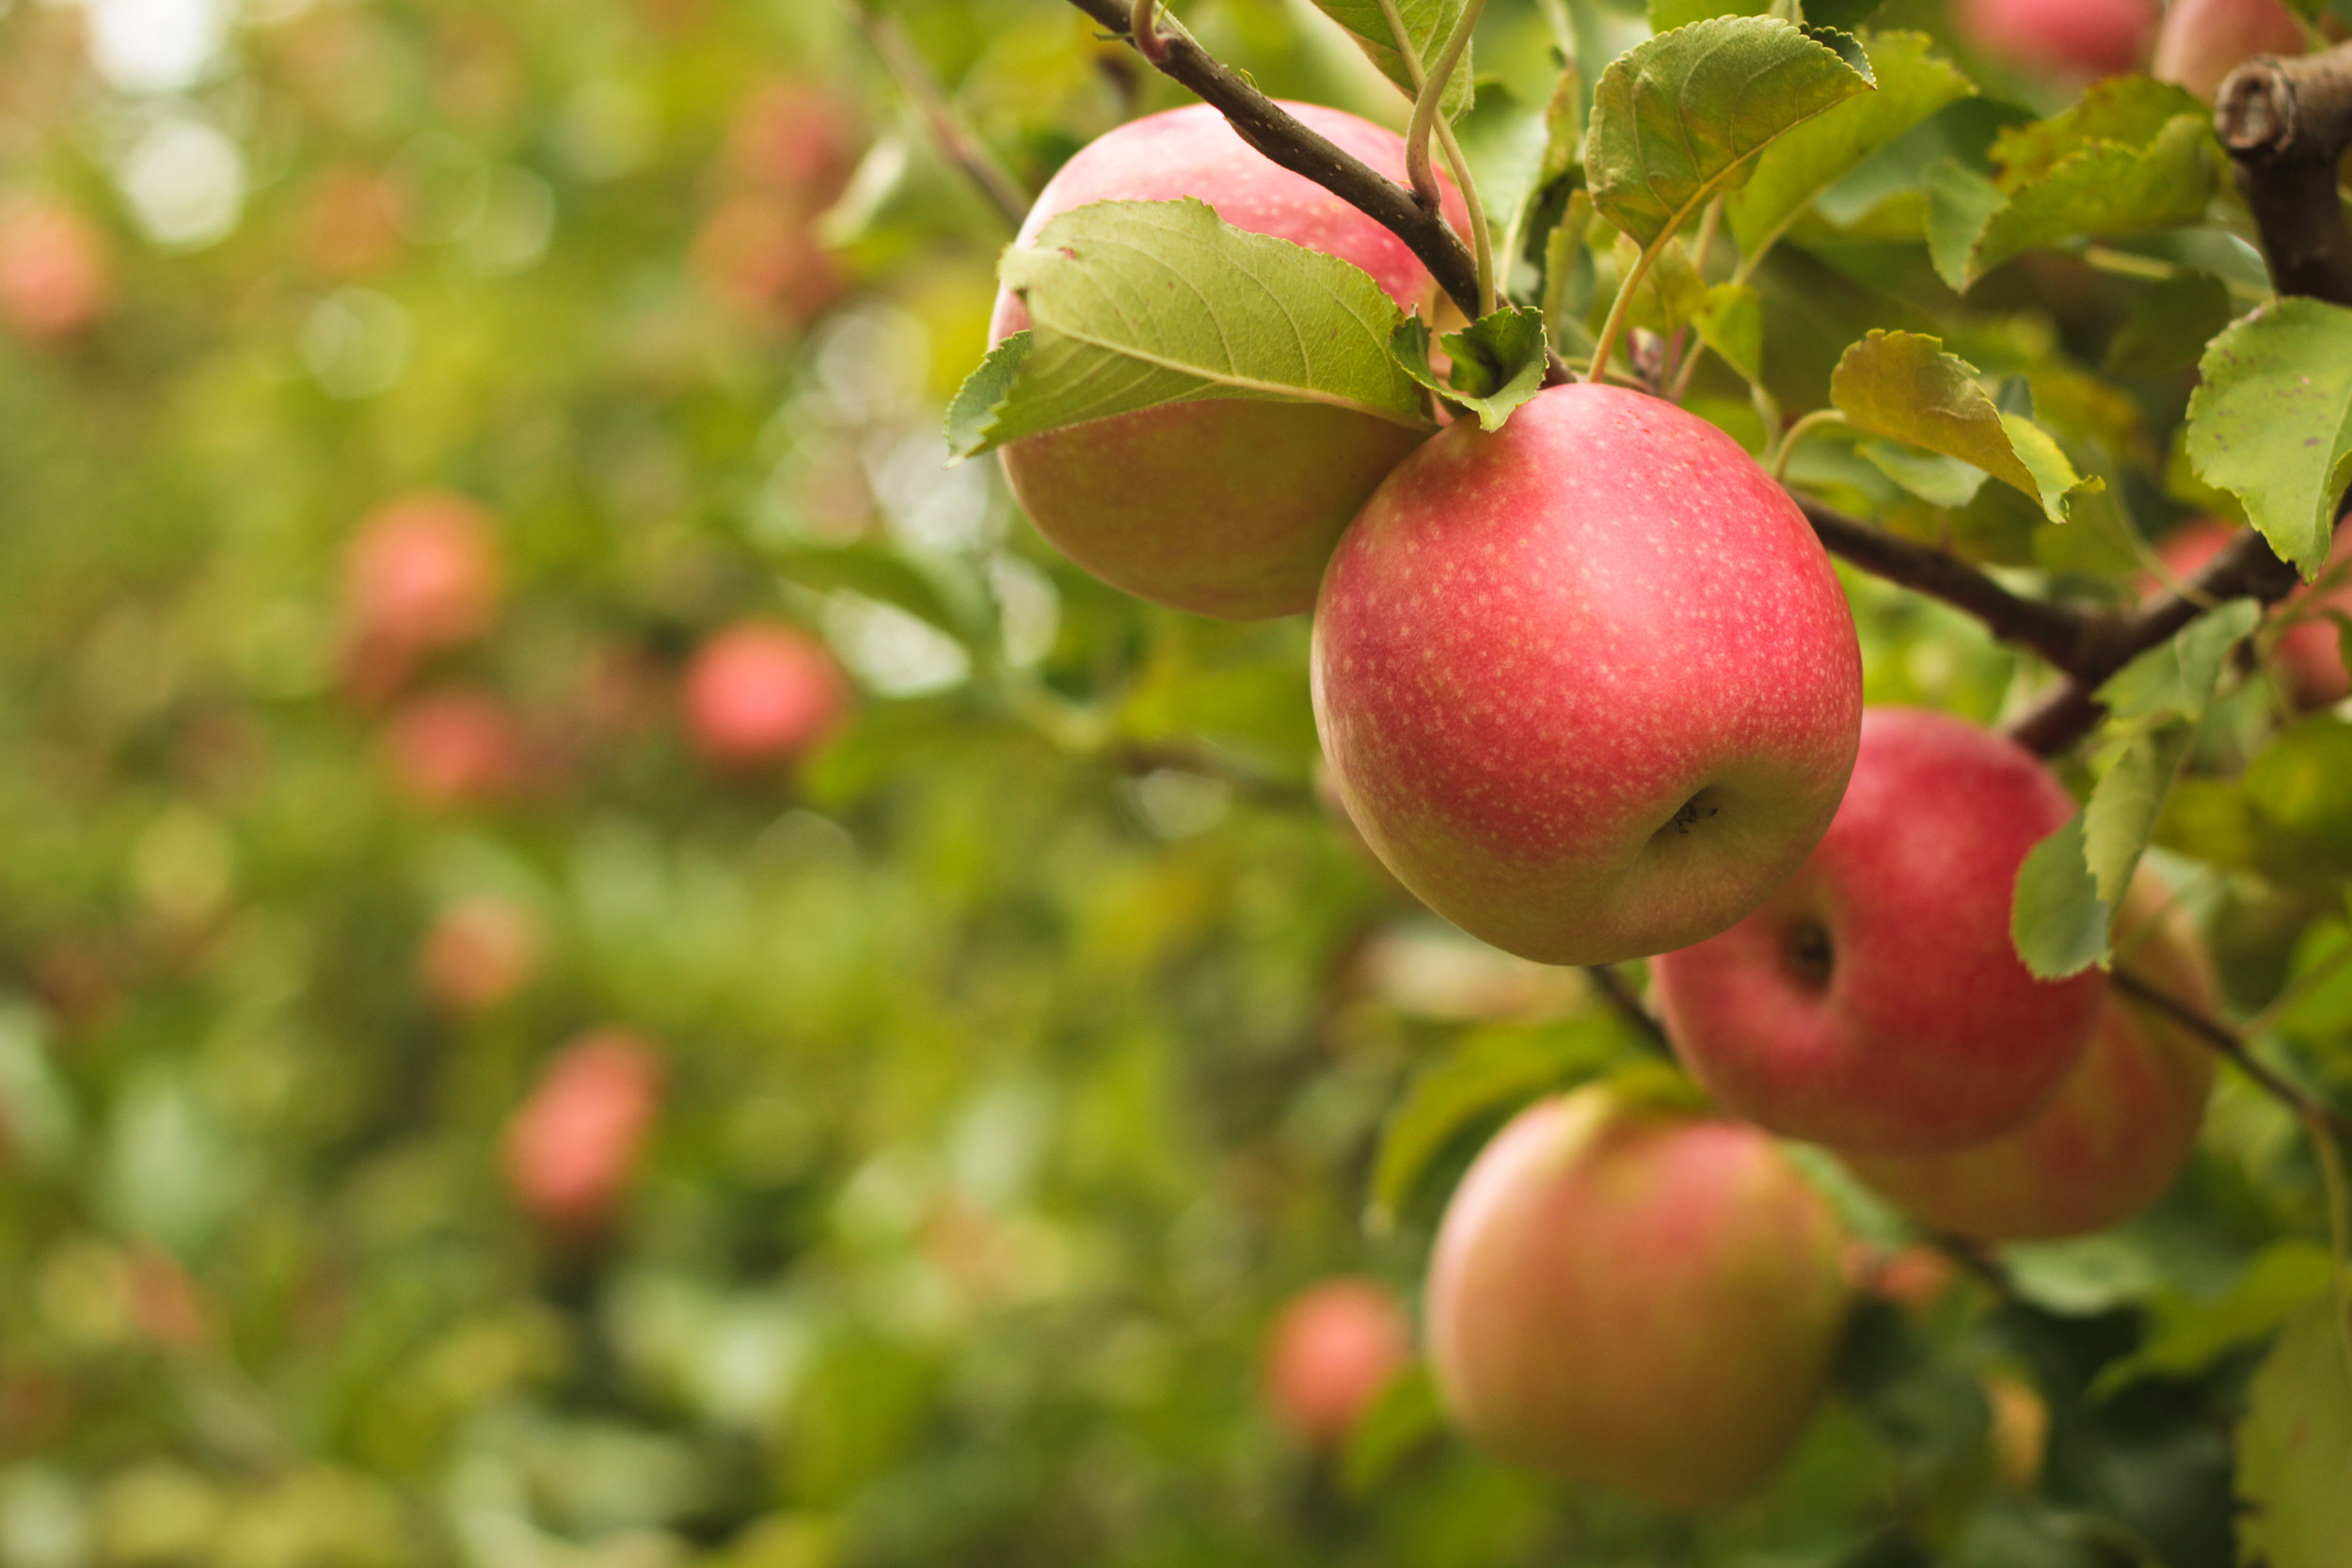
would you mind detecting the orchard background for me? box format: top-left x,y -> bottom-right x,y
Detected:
3,0 -> 2352,1563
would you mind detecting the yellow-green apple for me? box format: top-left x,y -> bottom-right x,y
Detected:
1653,707 -> 2105,1154
2154,0 -> 2309,100
1311,382 -> 1862,966
1841,880 -> 2216,1240
988,103 -> 1469,620
2155,519 -> 2350,709
1263,1277 -> 1410,1449
682,621 -> 850,770
1954,0 -> 2159,80
1425,1086 -> 1850,1509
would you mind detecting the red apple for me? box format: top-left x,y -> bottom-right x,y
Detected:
691,197 -> 845,327
1841,879 -> 2216,1240
730,80 -> 864,212
988,103 -> 1470,621
342,493 -> 503,686
503,1030 -> 663,1234
1425,1087 -> 1850,1510
682,621 -> 850,770
1653,707 -> 2106,1155
2154,519 -> 2349,709
2154,0 -> 2309,101
1263,1278 -> 1410,1449
1954,0 -> 2160,81
419,895 -> 543,1012
382,690 -> 529,809
1312,382 -> 1862,966
0,199 -> 113,341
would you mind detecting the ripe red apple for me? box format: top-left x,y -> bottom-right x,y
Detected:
729,80 -> 864,213
682,621 -> 850,769
1425,1087 -> 1850,1510
0,199 -> 114,341
503,1030 -> 663,1234
342,494 -> 504,701
2154,519 -> 2349,709
419,895 -> 543,1012
1841,881 -> 2215,1240
1263,1278 -> 1410,1449
382,690 -> 530,809
1953,0 -> 2160,81
1653,707 -> 2105,1155
988,103 -> 1470,621
1312,382 -> 1862,966
2154,0 -> 2309,100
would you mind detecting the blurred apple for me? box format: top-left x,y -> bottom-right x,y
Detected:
730,80 -> 864,212
0,199 -> 114,342
1954,0 -> 2160,80
503,1029 -> 663,1234
419,895 -> 544,1012
2155,519 -> 2349,708
1841,880 -> 2217,1241
342,493 -> 504,701
382,690 -> 530,809
1263,1278 -> 1410,1449
2154,0 -> 2309,100
682,621 -> 850,770
1845,1243 -> 1960,1314
691,198 -> 845,328
1426,1087 -> 1850,1509
1654,707 -> 2106,1155
297,166 -> 407,279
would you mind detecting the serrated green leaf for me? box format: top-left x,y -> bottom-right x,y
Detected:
950,199 -> 1430,460
2187,297 -> 2352,577
1963,114 -> 2222,286
1725,31 -> 1974,256
1830,330 -> 2101,523
2096,598 -> 2264,721
2237,1298 -> 2352,1568
1858,441 -> 1986,508
1391,306 -> 1549,432
1923,157 -> 2003,292
2083,721 -> 2195,907
2091,1243 -> 2336,1401
2013,810 -> 2113,980
1338,1366 -> 1441,1497
1587,16 -> 1876,252
1309,0 -> 1474,118
1989,76 -> 2207,190
1692,281 -> 1762,385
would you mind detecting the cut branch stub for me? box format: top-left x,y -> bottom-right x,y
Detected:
2217,43 -> 2352,307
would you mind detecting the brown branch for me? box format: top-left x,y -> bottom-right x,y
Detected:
1057,0 -> 1485,320
1584,965 -> 1671,1056
2217,42 -> 2352,304
2115,968 -> 2352,1145
850,4 -> 1032,232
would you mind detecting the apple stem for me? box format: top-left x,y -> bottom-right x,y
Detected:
1770,408 -> 1849,485
1404,0 -> 1485,219
849,2 -> 1033,231
1130,0 -> 1169,61
1584,239 -> 1659,389
1377,0 -> 1496,318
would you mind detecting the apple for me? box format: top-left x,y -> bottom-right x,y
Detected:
0,199 -> 113,341
1841,879 -> 2216,1240
1953,0 -> 2160,81
691,197 -> 845,328
342,493 -> 503,701
1425,1087 -> 1850,1510
730,80 -> 864,213
2153,0 -> 2310,101
1312,382 -> 1862,967
682,621 -> 850,769
988,103 -> 1470,621
1653,707 -> 2106,1155
419,895 -> 543,1012
382,689 -> 529,809
1263,1278 -> 1410,1449
2154,518 -> 2349,709
503,1030 -> 663,1234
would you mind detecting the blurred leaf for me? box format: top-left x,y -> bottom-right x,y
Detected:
2092,1243 -> 2336,1399
2106,271 -> 2233,376
1859,441 -> 1987,508
2014,811 -> 2113,980
1339,1364 -> 1442,1497
2083,721 -> 2195,907
2236,1297 -> 2352,1568
1309,0 -> 1474,118
2096,598 -> 2262,722
2186,297 -> 2352,577
2005,1234 -> 2167,1316
1587,16 -> 1876,251
946,199 -> 1427,459
1692,281 -> 1764,384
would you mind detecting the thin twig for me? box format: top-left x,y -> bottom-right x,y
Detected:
1584,965 -> 1671,1056
2113,968 -> 2352,1144
850,3 -> 1031,231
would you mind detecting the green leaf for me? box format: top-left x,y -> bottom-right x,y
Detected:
1830,330 -> 2101,523
1988,76 -> 2207,190
2186,297 -> 2352,577
2090,1243 -> 2336,1400
1858,442 -> 1986,508
947,199 -> 1430,460
2012,811 -> 2112,980
2082,721 -> 2195,907
2095,598 -> 2264,722
1338,1365 -> 1441,1497
1438,305 -> 1550,431
2246,720 -> 2352,867
2237,1297 -> 2352,1568
1724,30 -> 1975,257
1308,0 -> 1474,118
1692,281 -> 1763,385
1648,0 -> 1766,28
1586,15 -> 1877,252
1923,158 -> 2004,292
1804,0 -> 1886,24
1963,114 -> 2222,286
2004,1233 -> 2167,1316
2105,270 -> 2233,377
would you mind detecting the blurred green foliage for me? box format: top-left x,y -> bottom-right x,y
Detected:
0,0 -> 2346,1564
